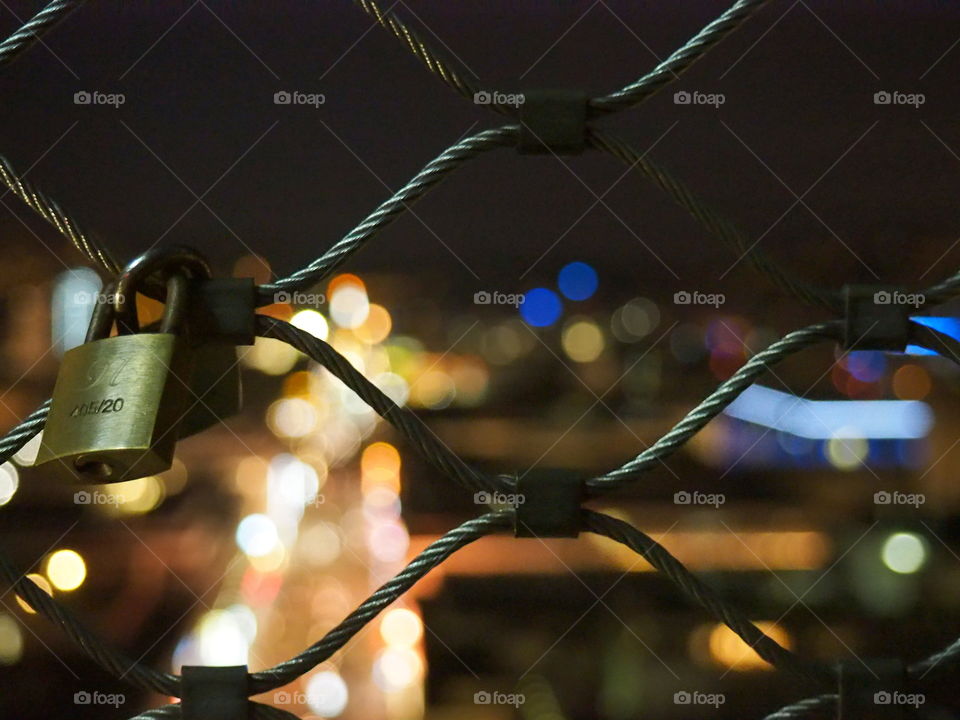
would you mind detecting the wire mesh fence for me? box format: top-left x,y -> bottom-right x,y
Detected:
1,1 -> 959,718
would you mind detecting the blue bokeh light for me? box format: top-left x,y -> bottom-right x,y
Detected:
557,262 -> 598,301
907,316 -> 960,356
520,287 -> 563,327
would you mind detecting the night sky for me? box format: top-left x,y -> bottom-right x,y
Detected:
2,1 -> 960,309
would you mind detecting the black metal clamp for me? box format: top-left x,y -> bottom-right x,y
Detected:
842,284 -> 920,352
513,470 -> 584,538
517,88 -> 589,155
836,659 -> 918,720
182,665 -> 249,720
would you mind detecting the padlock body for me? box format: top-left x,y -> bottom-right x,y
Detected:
36,333 -> 194,483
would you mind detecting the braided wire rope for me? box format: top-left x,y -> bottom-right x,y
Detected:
1,2 -> 960,719
0,155 -> 120,275
0,0 -> 82,69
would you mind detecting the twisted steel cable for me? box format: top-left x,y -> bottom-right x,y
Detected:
590,0 -> 770,115
258,315 -> 507,495
0,155 -> 120,275
592,321 -> 842,489
0,503 -> 509,702
0,549 -> 179,695
761,695 -> 837,720
262,125 -> 517,300
0,399 -> 48,465
918,270 -> 960,307
247,510 -> 512,693
587,129 -> 840,311
583,510 -> 835,688
352,0 -> 519,117
0,0 -> 83,68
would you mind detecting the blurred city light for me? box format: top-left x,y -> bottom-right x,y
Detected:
882,532 -> 927,574
45,549 -> 86,591
0,462 -> 18,506
724,385 -> 933,439
557,261 -> 598,301
520,287 -> 562,327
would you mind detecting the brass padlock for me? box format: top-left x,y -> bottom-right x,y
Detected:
36,274 -> 196,483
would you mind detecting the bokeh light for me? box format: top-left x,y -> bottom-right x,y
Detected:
0,614 -> 23,665
236,514 -> 281,557
520,287 -> 562,327
380,608 -> 423,647
0,462 -> 18,506
330,284 -> 370,329
291,309 -> 330,341
557,261 -> 598,301
881,532 -> 927,574
45,549 -> 86,592
267,398 -> 318,438
561,317 -> 605,363
305,670 -> 349,716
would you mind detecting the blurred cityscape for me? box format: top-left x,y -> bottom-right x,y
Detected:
3,1 -> 960,718
1,236 -> 959,719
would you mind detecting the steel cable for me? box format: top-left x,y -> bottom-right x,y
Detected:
0,155 -> 120,275
587,128 -> 840,310
0,0 -> 82,69
583,509 -> 835,688
261,125 -> 517,301
592,321 -> 842,489
258,315 -> 507,495
590,0 -> 770,115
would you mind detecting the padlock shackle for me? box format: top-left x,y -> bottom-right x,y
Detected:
84,281 -> 119,343
116,246 -> 211,333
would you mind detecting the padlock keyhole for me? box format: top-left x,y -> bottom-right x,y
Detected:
75,457 -> 114,480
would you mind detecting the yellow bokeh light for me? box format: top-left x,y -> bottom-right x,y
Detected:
362,442 -> 401,491
380,608 -> 423,647
249,542 -> 288,573
267,398 -> 318,438
240,337 -> 300,375
15,573 -> 53,614
561,318 -> 605,363
96,475 -> 164,515
354,303 -> 392,345
826,434 -> 868,470
45,549 -> 86,592
708,621 -> 791,671
0,613 -> 23,665
291,309 -> 330,342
